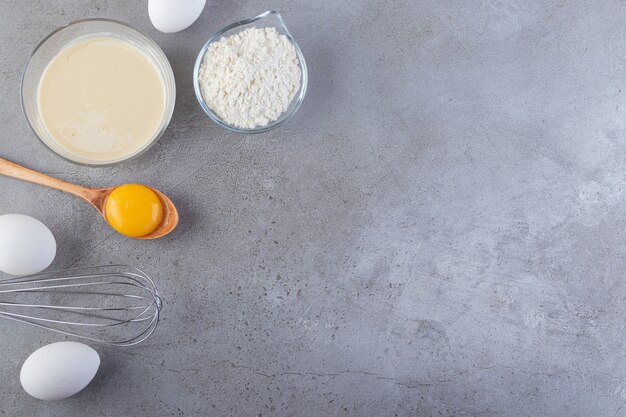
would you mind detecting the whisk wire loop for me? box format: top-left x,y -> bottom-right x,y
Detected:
0,265 -> 162,346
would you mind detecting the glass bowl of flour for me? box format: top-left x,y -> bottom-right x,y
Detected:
193,11 -> 308,134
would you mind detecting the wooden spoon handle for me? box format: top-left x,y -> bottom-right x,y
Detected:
0,156 -> 98,202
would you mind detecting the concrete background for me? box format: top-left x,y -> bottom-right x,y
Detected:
0,0 -> 625,416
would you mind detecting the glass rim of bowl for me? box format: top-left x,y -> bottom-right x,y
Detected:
20,18 -> 176,166
193,10 -> 308,134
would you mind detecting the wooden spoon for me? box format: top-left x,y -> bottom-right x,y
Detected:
0,156 -> 178,239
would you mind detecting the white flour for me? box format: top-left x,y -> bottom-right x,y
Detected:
198,27 -> 301,129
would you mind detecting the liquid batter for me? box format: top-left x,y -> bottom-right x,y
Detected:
38,37 -> 166,162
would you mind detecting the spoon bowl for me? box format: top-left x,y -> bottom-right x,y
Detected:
0,156 -> 179,239
130,186 -> 179,240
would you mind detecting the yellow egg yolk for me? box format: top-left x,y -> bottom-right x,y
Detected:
104,184 -> 163,237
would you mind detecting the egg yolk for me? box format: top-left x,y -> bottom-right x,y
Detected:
104,184 -> 163,237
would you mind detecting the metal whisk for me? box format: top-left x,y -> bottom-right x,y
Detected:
0,265 -> 162,347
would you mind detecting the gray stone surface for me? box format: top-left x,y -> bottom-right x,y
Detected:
0,0 -> 625,416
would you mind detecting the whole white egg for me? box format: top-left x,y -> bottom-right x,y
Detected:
149,0 -> 206,33
0,214 -> 56,276
20,342 -> 100,401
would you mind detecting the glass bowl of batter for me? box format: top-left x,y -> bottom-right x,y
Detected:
193,11 -> 308,134
21,19 -> 176,166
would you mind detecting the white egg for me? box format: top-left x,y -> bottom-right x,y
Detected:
20,342 -> 100,401
149,0 -> 206,33
0,214 -> 56,276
